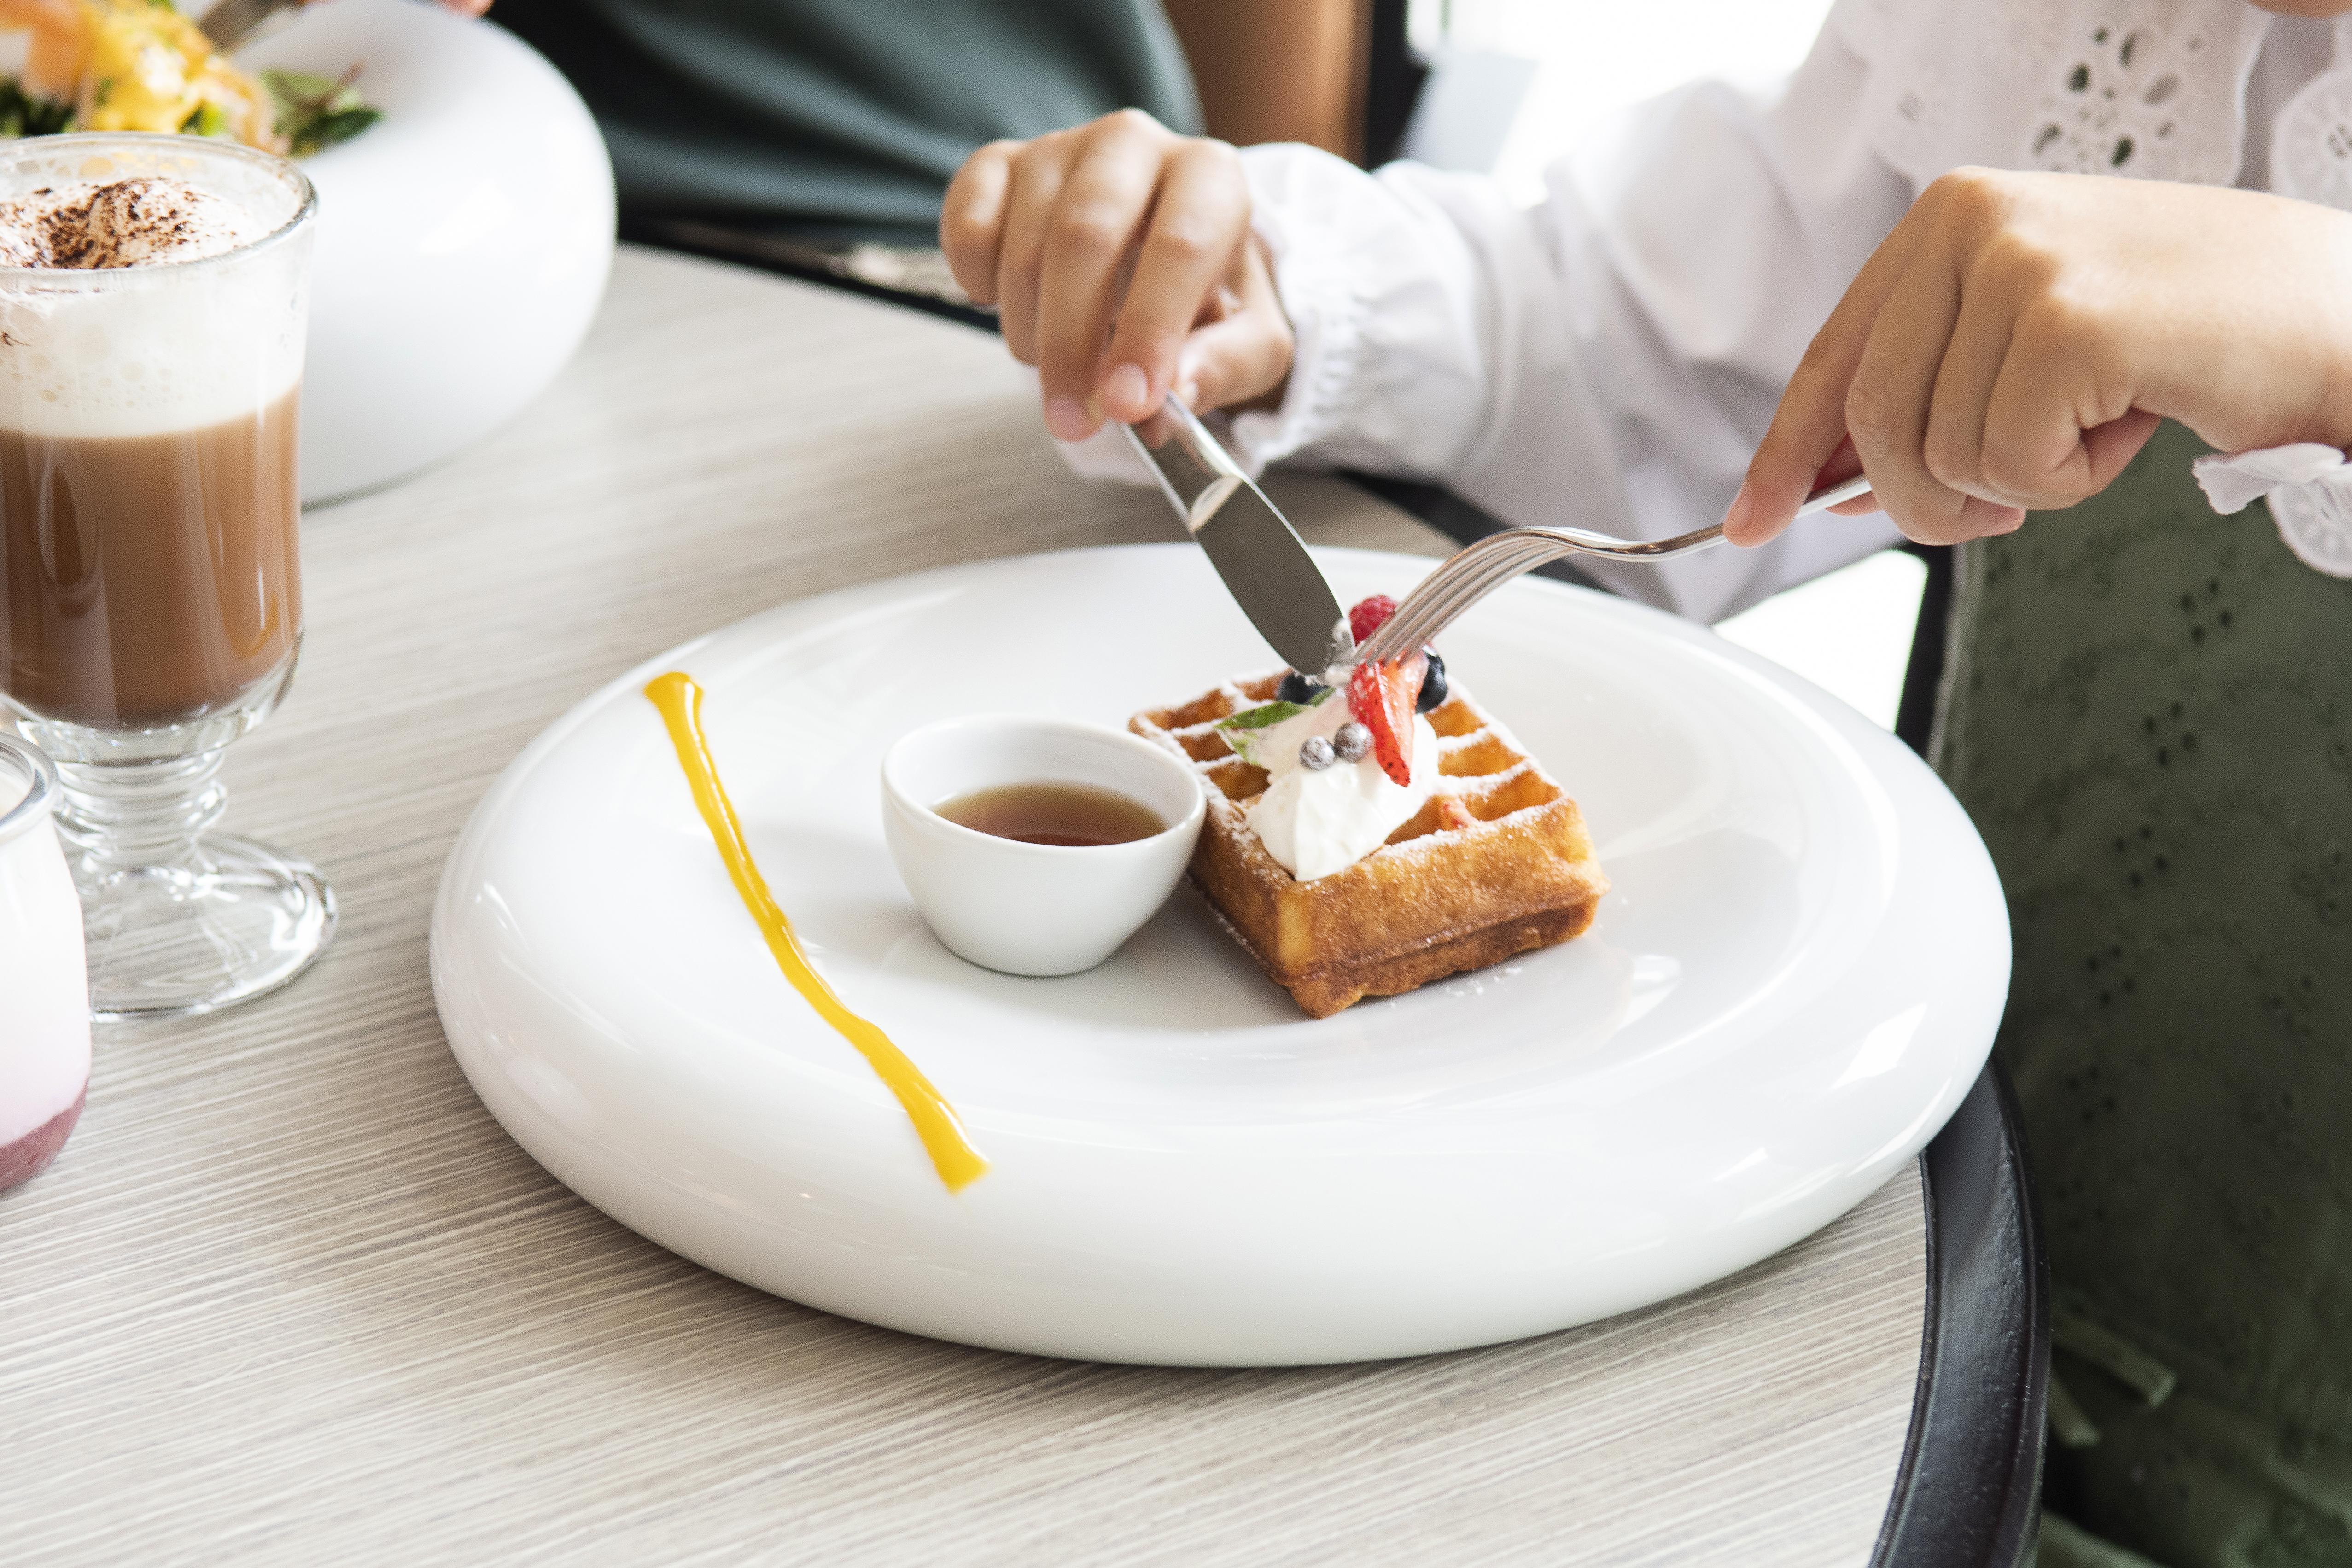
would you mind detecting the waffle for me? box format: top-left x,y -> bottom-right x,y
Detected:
1131,671 -> 1609,1017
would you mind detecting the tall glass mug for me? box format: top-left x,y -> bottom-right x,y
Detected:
0,135 -> 329,1020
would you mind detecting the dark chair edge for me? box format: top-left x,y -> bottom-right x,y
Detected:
1868,1062 -> 2050,1568
623,218 -> 1002,334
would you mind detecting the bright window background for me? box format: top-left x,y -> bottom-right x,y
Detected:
1410,0 -> 1929,731
1416,0 -> 1838,201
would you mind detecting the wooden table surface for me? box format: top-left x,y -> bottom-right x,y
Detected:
0,246 -> 1927,1567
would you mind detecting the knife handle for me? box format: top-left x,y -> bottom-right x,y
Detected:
1120,394 -> 1243,535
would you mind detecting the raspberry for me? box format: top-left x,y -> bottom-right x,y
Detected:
1348,594 -> 1399,644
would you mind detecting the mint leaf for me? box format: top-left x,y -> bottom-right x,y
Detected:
1214,689 -> 1330,733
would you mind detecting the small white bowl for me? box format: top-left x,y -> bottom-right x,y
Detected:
881,716 -> 1206,977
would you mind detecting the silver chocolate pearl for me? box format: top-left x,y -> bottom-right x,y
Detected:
1332,722 -> 1372,762
1298,735 -> 1336,770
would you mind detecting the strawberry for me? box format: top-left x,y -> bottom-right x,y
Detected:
1348,594 -> 1399,645
1348,650 -> 1427,787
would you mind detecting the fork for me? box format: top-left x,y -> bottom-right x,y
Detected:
1352,474 -> 1874,666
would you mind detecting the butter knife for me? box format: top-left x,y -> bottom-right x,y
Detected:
201,0 -> 302,49
1122,395 -> 1354,677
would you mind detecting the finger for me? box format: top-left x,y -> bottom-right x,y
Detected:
1979,304 -> 2154,508
1172,308 -> 1293,414
1844,234 -> 1973,540
1034,127 -> 1174,440
994,139 -> 1075,371
1842,185 -> 2037,545
1814,433 -> 1863,488
2081,409 -> 2163,491
1725,212 -> 1934,545
1101,140 -> 1252,421
940,141 -> 1020,305
1168,234 -> 1292,413
1917,280 -> 2020,509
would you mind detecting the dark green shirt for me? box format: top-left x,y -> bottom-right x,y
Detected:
494,0 -> 1202,245
1936,421 -> 2352,1568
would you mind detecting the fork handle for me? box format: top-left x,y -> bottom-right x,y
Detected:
1356,472 -> 1879,664
1799,473 -> 1874,515
1582,472 -> 1876,557
1494,472 -> 1875,565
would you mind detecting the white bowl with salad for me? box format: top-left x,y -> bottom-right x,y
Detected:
0,0 -> 615,501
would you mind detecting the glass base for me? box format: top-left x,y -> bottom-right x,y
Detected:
76,833 -> 336,1022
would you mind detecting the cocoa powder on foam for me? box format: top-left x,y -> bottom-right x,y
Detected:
0,177 -> 260,269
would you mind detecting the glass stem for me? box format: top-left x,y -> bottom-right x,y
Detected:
51,751 -> 226,872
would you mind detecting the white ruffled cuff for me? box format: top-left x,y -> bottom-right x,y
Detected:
2193,443 -> 2352,579
1224,151 -> 1370,475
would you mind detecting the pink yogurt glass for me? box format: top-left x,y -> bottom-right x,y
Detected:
0,732 -> 89,1193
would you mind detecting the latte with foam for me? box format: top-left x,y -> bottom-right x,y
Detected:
0,150 -> 309,737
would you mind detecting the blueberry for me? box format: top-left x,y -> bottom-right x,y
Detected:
1298,735 -> 1336,770
1415,652 -> 1448,714
1333,722 -> 1371,763
1277,670 -> 1323,705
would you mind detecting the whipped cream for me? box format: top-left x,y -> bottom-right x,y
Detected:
1228,689 -> 1441,881
0,178 -> 266,269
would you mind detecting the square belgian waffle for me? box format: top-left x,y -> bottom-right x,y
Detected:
1130,671 -> 1610,1018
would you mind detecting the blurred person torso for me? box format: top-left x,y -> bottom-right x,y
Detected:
496,0 -> 1202,245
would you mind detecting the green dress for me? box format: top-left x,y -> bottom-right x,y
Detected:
1932,420 -> 2352,1568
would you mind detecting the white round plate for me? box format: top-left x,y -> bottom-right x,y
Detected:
431,545 -> 2009,1365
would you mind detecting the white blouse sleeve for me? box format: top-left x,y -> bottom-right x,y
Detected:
1215,3 -> 1916,623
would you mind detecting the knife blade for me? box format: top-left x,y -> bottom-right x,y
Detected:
201,0 -> 301,50
1121,394 -> 1354,677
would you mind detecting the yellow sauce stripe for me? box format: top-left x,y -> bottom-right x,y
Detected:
643,672 -> 989,1192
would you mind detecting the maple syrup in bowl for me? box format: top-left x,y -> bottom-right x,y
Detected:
882,716 -> 1205,976
934,782 -> 1167,847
